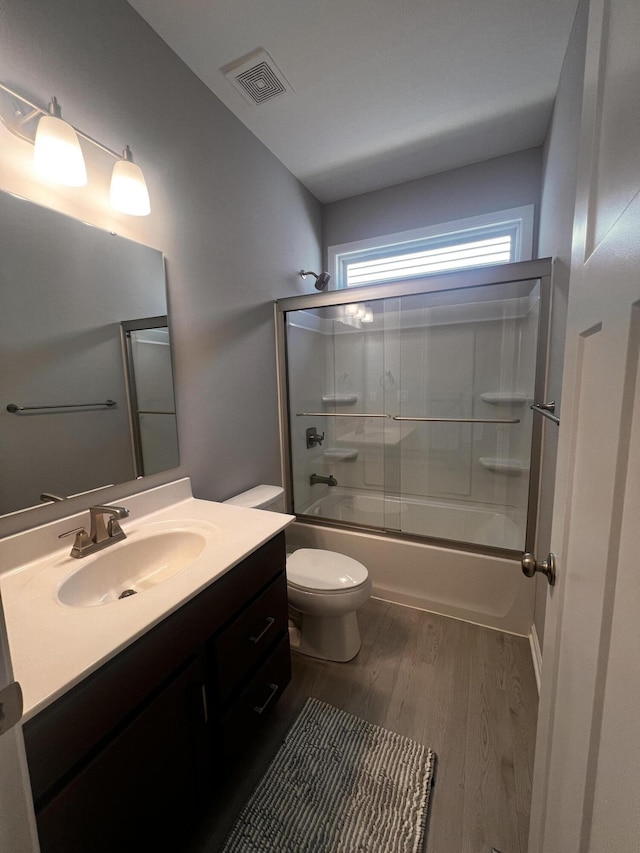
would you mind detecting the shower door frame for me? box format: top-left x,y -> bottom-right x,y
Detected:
275,257 -> 553,558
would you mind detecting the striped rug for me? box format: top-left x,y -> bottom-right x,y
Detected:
221,697 -> 436,852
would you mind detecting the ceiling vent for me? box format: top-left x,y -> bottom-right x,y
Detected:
222,48 -> 293,106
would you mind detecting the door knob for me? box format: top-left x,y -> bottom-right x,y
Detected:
521,552 -> 557,586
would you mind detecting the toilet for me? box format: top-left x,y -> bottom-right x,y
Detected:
223,485 -> 371,662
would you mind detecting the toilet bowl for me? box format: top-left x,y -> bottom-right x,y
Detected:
223,485 -> 371,662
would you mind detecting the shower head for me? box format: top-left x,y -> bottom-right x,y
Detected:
299,269 -> 331,290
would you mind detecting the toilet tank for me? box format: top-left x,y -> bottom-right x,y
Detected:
223,485 -> 285,512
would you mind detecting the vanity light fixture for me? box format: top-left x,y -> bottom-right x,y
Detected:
361,307 -> 374,323
33,97 -> 87,187
0,82 -> 151,216
110,145 -> 150,217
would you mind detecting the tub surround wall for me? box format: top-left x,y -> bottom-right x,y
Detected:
0,0 -> 322,538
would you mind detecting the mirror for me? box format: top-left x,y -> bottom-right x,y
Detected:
0,190 -> 179,517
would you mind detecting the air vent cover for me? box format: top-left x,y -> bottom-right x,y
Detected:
222,48 -> 293,106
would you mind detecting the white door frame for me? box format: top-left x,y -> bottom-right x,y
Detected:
529,0 -> 640,849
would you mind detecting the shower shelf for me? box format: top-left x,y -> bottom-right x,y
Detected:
480,392 -> 528,405
321,394 -> 358,405
323,447 -> 358,461
479,457 -> 529,475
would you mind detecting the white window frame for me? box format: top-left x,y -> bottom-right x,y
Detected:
327,205 -> 535,290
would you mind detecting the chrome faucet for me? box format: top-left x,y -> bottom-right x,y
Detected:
59,504 -> 130,558
89,505 -> 129,545
309,473 -> 337,487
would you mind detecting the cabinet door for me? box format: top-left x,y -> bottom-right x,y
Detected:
35,655 -> 209,853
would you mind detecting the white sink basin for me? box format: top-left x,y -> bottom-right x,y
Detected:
58,528 -> 209,607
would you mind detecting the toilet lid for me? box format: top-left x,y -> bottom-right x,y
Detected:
286,549 -> 368,591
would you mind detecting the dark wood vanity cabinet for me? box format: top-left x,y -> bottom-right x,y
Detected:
23,532 -> 291,853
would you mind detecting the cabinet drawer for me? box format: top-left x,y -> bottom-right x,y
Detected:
213,571 -> 288,701
218,634 -> 291,758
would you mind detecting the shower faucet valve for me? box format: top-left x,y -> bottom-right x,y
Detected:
306,426 -> 325,448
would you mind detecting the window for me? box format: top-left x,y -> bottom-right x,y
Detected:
328,206 -> 534,290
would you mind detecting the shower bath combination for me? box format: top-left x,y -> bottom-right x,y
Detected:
275,258 -> 553,636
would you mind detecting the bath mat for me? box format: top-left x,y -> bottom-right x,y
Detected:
221,697 -> 436,852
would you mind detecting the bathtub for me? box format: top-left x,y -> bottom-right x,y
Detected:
301,488 -> 524,550
287,488 -> 534,636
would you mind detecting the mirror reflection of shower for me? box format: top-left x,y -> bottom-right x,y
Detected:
121,316 -> 179,477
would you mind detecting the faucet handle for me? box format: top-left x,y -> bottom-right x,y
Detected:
58,526 -> 92,556
107,517 -> 125,537
58,526 -> 87,540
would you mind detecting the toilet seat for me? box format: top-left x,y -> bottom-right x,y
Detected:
286,549 -> 368,592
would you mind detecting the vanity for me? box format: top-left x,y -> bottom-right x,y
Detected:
0,479 -> 294,852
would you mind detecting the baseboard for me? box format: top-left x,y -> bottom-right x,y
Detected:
529,623 -> 542,694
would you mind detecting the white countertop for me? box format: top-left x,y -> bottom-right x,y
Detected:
0,479 -> 293,722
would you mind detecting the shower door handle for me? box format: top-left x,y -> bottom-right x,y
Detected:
530,401 -> 560,425
521,552 -> 557,586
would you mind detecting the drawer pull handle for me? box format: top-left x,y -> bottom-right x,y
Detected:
254,683 -> 279,715
200,684 -> 209,724
249,616 -> 275,644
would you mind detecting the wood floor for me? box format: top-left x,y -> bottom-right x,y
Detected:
187,597 -> 539,853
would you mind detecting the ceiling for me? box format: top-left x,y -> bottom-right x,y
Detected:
127,0 -> 580,204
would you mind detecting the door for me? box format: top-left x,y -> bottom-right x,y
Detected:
393,279 -> 545,551
0,595 -> 40,851
529,0 -> 640,850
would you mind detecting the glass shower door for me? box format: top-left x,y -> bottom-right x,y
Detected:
121,316 -> 179,477
392,278 -> 541,549
280,265 -> 547,554
286,300 -> 391,529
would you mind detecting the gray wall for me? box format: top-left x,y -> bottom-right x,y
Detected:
0,0 -> 322,537
322,147 -> 542,255
534,0 -> 589,646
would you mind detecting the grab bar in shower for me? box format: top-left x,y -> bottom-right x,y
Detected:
7,399 -> 117,413
530,402 -> 560,425
296,412 -> 390,418
392,416 -> 521,424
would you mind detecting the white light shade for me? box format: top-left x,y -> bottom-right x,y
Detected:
345,303 -> 359,316
110,157 -> 151,216
356,305 -> 367,319
362,308 -> 374,323
34,114 -> 87,186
